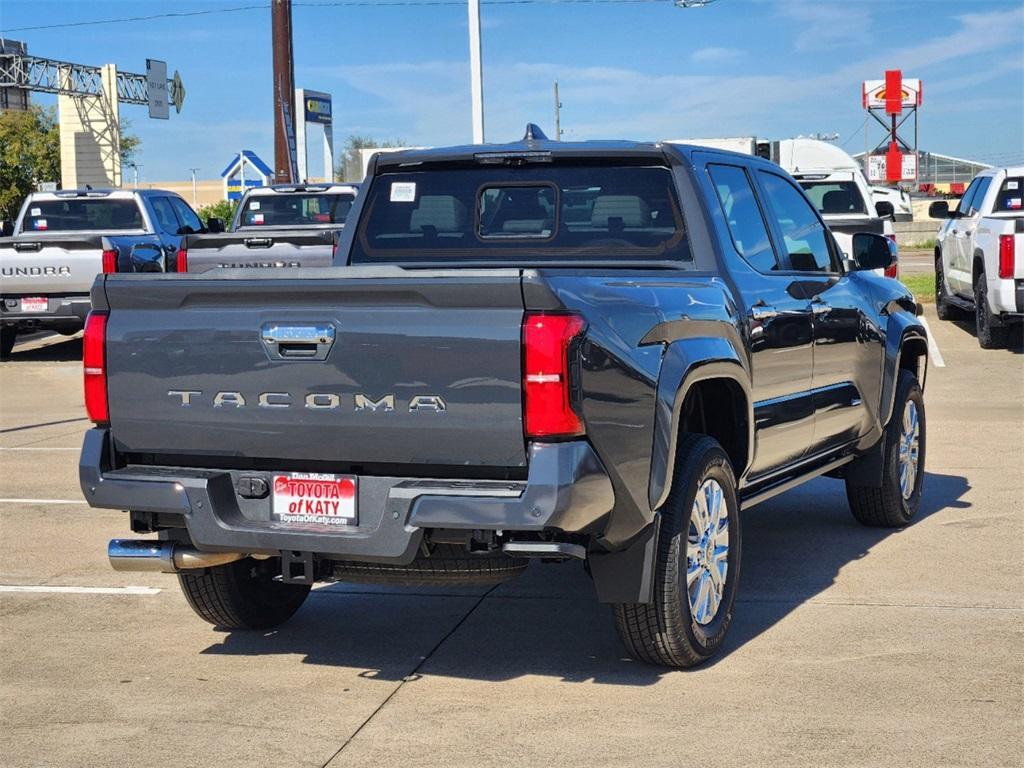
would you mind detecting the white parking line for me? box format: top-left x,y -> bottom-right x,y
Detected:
0,498 -> 87,505
0,585 -> 161,595
918,316 -> 946,368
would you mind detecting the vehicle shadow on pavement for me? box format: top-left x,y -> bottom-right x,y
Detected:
199,471 -> 969,682
949,318 -> 1024,354
5,336 -> 83,363
714,470 -> 970,666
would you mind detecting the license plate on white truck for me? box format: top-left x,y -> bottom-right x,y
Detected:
272,473 -> 357,526
20,297 -> 48,313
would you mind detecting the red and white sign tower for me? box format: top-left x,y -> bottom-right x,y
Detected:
862,70 -> 922,182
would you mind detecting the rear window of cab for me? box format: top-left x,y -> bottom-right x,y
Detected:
348,164 -> 692,265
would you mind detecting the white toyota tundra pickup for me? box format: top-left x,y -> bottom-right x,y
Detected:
931,166 -> 1023,348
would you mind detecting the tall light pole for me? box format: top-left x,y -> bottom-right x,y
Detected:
467,0 -> 484,143
554,81 -> 562,140
188,167 -> 200,207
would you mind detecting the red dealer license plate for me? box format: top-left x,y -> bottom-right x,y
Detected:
20,297 -> 48,313
272,473 -> 357,526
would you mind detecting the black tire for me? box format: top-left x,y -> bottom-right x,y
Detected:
934,255 -> 961,321
178,556 -> 310,630
974,270 -> 1008,349
613,434 -> 741,668
846,370 -> 925,527
0,327 -> 15,360
330,544 -> 528,586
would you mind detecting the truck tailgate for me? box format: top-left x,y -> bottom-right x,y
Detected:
182,231 -> 337,272
102,268 -> 527,469
0,236 -> 103,294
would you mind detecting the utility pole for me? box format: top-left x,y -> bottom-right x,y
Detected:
467,0 -> 484,143
554,81 -> 562,140
188,167 -> 200,207
272,0 -> 296,182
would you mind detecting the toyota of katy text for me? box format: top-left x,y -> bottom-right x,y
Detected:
80,127 -> 928,667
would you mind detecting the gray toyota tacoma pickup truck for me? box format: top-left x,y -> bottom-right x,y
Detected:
177,183 -> 359,273
0,188 -> 204,358
80,127 -> 928,667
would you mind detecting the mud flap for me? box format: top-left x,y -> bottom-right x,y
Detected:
588,517 -> 659,604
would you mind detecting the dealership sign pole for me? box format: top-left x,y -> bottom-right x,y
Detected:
862,70 -> 922,184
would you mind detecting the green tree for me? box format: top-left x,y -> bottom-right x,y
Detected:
0,106 -> 60,219
119,118 -> 142,167
196,199 -> 238,227
336,135 -> 405,182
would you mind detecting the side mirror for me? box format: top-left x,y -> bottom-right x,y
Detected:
851,232 -> 896,273
928,200 -> 950,219
875,200 -> 895,219
206,217 -> 225,233
0,220 -> 14,237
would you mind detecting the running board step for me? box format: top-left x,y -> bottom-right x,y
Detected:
502,541 -> 586,560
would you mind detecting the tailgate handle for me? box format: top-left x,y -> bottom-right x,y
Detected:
13,242 -> 41,252
244,237 -> 273,249
261,323 -> 335,361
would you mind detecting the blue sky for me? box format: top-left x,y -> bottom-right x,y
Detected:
2,0 -> 1021,182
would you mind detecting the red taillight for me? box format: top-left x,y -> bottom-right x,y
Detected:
998,235 -> 1015,279
884,234 -> 898,278
522,313 -> 585,439
83,312 -> 108,424
101,248 -> 117,274
176,248 -> 188,272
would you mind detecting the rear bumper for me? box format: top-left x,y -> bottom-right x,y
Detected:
987,278 -> 1024,319
1,294 -> 91,327
79,429 -> 615,564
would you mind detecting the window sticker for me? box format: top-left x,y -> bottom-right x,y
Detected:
30,207 -> 41,216
1007,198 -> 1022,210
253,213 -> 265,224
249,201 -> 261,210
390,182 -> 416,202
1006,181 -> 1019,190
34,219 -> 48,230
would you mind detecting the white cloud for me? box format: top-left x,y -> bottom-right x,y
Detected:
775,0 -> 873,53
690,46 -> 742,64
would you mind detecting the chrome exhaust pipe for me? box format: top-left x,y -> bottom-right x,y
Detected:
108,539 -> 248,573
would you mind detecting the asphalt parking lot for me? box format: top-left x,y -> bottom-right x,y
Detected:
1,308 -> 1021,768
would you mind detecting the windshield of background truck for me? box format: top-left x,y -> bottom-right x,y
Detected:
349,164 -> 691,263
798,181 -> 868,216
21,198 -> 143,232
236,193 -> 355,228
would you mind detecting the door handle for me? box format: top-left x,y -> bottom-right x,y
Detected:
750,304 -> 779,321
261,323 -> 335,361
810,299 -> 832,315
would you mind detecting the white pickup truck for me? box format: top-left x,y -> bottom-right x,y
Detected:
0,188 -> 204,358
931,166 -> 1023,348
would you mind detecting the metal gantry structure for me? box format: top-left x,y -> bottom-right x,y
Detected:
0,50 -> 183,109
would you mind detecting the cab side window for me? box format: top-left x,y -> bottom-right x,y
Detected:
964,177 -> 992,216
707,164 -> 779,272
757,171 -> 836,273
149,197 -> 181,235
955,179 -> 980,216
170,197 -> 203,234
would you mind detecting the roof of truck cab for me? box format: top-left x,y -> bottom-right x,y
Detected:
372,137 -> 697,170
245,183 -> 360,194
